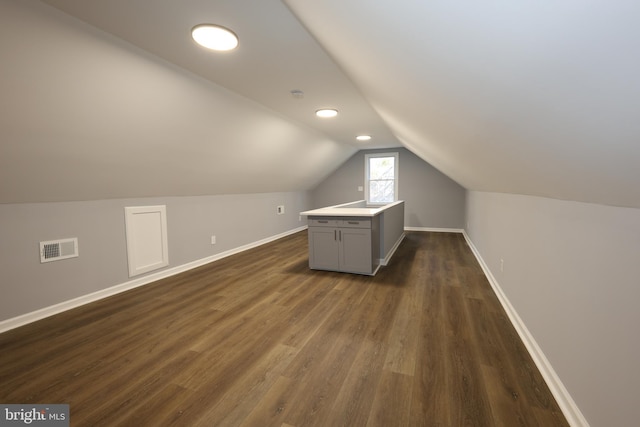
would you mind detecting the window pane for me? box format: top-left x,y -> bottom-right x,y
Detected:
369,157 -> 395,179
369,180 -> 394,203
365,152 -> 398,205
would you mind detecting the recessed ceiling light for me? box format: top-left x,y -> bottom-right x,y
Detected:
356,135 -> 372,141
316,109 -> 338,118
191,24 -> 238,51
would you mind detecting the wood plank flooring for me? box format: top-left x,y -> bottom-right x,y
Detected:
0,231 -> 568,426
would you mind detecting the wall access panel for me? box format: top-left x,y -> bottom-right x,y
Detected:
124,205 -> 169,277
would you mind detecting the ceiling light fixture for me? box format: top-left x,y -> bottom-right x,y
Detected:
191,24 -> 238,51
315,109 -> 338,118
356,135 -> 372,141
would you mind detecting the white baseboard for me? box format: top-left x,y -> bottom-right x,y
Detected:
404,226 -> 464,233
379,232 -> 406,266
0,226 -> 307,334
461,230 -> 589,427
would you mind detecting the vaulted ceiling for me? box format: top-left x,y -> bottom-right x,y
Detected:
2,0 -> 639,207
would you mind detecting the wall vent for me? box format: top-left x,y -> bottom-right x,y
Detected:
40,238 -> 78,263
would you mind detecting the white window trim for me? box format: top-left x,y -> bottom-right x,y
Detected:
364,151 -> 399,205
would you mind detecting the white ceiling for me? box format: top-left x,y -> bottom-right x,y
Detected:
3,0 -> 640,207
285,0 -> 640,208
38,0 -> 401,150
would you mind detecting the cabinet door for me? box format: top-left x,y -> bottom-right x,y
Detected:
339,227 -> 372,274
308,227 -> 339,270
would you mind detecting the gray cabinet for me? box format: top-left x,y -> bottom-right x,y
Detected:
308,217 -> 374,274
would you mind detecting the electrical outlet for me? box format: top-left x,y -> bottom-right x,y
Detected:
211,235 -> 216,245
358,186 -> 363,192
277,205 -> 285,215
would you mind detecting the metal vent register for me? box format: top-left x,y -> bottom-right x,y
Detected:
40,238 -> 78,263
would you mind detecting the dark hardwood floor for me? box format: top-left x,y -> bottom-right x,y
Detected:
0,231 -> 568,426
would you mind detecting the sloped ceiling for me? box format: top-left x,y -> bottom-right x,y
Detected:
285,0 -> 640,208
3,0 -> 640,208
0,0 -> 391,203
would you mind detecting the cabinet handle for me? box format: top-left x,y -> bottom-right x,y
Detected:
318,220 -> 328,223
339,230 -> 342,241
334,230 -> 337,240
347,221 -> 359,224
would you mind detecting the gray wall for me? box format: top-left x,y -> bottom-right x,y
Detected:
311,147 -> 466,229
466,191 -> 640,427
0,191 -> 310,323
381,202 -> 405,260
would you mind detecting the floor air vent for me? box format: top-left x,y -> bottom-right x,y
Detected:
40,238 -> 78,263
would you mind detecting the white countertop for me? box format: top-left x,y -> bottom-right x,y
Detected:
300,200 -> 404,218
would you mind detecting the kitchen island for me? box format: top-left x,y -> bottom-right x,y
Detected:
300,200 -> 405,275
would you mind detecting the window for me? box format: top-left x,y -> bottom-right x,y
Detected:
365,152 -> 398,205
